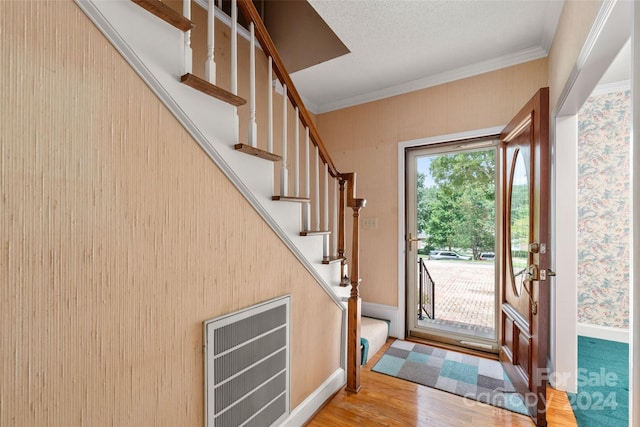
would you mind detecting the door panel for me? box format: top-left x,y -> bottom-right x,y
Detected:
499,88 -> 550,426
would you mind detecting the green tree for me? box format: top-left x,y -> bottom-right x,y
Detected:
418,150 -> 495,258
424,187 -> 459,249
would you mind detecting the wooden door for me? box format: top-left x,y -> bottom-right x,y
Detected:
499,88 -> 550,426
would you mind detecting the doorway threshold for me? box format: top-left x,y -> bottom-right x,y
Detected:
417,317 -> 495,340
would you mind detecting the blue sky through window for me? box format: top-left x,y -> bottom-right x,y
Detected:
417,156 -> 436,188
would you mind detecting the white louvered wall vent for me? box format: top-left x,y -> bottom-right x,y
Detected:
204,295 -> 290,427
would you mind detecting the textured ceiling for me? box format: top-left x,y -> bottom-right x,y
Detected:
291,0 -> 565,113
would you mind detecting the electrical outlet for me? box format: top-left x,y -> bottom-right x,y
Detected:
362,217 -> 378,229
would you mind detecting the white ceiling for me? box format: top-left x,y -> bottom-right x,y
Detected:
292,0 -> 565,114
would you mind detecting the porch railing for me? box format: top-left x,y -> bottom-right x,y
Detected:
418,258 -> 435,320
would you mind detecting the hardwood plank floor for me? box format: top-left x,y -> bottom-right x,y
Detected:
307,340 -> 577,427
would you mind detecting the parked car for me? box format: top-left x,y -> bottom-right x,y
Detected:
479,252 -> 495,260
429,250 -> 472,261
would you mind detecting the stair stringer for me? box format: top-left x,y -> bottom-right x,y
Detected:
75,0 -> 350,308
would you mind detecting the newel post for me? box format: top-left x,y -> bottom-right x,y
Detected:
346,198 -> 366,393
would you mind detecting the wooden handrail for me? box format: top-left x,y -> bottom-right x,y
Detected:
237,0 -> 339,178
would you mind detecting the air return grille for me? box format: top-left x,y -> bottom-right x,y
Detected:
204,296 -> 290,427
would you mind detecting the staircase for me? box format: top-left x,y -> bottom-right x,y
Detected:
76,0 -> 366,394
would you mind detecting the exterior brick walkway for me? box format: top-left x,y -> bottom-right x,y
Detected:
417,259 -> 496,339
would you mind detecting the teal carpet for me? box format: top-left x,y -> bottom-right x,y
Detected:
372,340 -> 528,415
569,336 -> 629,426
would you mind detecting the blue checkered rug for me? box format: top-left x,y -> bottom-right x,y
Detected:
372,340 -> 528,415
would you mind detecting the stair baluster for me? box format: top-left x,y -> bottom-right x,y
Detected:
183,0 -> 192,75
204,0 -> 215,83
314,145 -> 320,229
294,107 -> 300,197
247,22 -> 257,147
333,178 -> 338,257
280,84 -> 288,196
267,57 -> 273,153
303,127 -> 311,230
322,163 -> 330,260
338,177 -> 349,285
230,0 -> 237,96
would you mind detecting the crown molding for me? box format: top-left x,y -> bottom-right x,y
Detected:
315,46 -> 548,114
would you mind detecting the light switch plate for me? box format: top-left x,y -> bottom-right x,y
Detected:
363,217 -> 378,229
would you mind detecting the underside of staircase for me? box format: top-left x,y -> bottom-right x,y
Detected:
77,0 -> 349,305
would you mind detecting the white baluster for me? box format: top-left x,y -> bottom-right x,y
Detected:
204,0 -> 215,84
248,23 -> 257,147
323,163 -> 329,230
294,107 -> 300,197
322,162 -> 330,259
333,177 -> 338,256
231,0 -> 237,95
303,127 -> 311,230
314,145 -> 320,229
267,57 -> 273,153
216,0 -> 222,9
183,0 -> 192,75
280,84 -> 288,196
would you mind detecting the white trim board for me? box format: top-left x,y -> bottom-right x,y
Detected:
282,368 -> 345,427
577,323 -> 630,343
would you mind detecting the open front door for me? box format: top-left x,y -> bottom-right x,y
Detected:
499,88 -> 550,426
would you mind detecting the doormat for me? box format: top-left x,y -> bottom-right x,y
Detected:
372,339 -> 528,415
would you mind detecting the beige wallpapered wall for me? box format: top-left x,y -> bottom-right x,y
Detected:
316,59 -> 548,306
0,1 -> 342,425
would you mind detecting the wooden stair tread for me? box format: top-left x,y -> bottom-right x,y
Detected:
180,73 -> 246,107
132,0 -> 194,32
322,256 -> 345,265
234,144 -> 282,162
300,230 -> 331,236
272,196 -> 310,203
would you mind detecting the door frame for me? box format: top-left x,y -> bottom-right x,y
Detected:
552,0 -> 634,395
397,126 -> 503,340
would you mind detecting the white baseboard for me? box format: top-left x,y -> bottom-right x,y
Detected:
283,368 -> 345,427
362,302 -> 401,338
577,323 -> 629,343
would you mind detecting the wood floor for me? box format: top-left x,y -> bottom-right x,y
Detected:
307,340 -> 577,427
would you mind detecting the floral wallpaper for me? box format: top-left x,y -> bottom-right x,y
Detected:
577,89 -> 630,329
